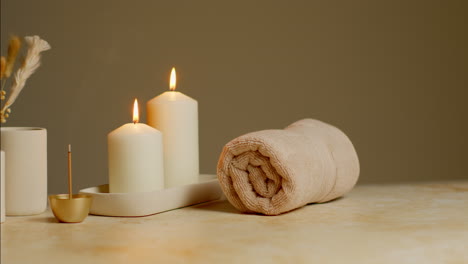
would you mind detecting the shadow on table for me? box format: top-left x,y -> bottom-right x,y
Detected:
27,217 -> 58,223
191,199 -> 241,214
192,198 -> 341,216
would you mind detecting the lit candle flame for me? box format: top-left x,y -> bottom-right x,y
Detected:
170,67 -> 176,91
133,99 -> 139,124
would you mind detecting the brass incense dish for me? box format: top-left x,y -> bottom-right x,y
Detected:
49,144 -> 92,223
49,194 -> 92,223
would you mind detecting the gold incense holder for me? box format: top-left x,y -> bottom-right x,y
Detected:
49,194 -> 93,223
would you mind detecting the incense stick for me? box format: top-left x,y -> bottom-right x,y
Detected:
68,144 -> 72,200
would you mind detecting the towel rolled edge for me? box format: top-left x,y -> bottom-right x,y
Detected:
217,119 -> 360,215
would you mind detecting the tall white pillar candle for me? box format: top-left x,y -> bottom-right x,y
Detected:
108,99 -> 164,193
147,68 -> 199,188
1,151 -> 5,223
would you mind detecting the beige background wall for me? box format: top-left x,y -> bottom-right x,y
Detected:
1,0 -> 467,194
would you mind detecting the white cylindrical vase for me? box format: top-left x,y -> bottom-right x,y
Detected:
1,150 -> 5,223
0,127 -> 47,216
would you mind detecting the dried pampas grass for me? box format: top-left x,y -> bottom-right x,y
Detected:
0,57 -> 6,79
0,35 -> 50,123
4,36 -> 21,78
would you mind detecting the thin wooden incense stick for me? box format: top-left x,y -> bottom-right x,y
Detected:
68,144 -> 72,200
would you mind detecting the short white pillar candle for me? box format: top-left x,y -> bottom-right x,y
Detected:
108,99 -> 164,193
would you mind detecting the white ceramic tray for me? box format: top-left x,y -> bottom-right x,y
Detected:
79,174 -> 223,217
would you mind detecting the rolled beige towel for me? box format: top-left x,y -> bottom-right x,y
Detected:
217,119 -> 360,215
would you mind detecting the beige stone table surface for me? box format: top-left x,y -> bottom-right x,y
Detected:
2,180 -> 468,264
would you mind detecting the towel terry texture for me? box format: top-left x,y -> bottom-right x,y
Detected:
217,119 -> 360,215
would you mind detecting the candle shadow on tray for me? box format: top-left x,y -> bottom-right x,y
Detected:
190,199 -> 241,214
